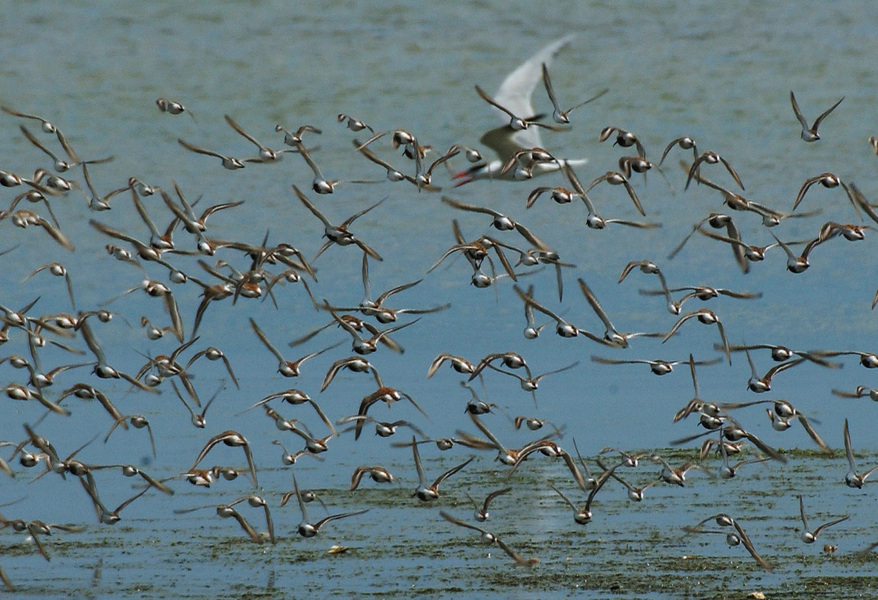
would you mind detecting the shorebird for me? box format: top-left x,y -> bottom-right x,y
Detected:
585,170 -> 645,215
688,166 -> 793,228
816,220 -> 873,243
440,511 -> 539,567
353,386 -> 426,439
467,487 -> 512,522
468,351 -> 530,381
517,284 -> 549,339
599,447 -> 646,469
716,439 -> 773,479
663,308 -> 731,364
77,320 -> 159,392
507,439 -> 586,487
549,461 -> 618,525
322,301 -> 418,355
2,105 -> 57,133
475,84 -> 566,133
699,438 -> 745,461
140,316 -> 175,341
832,386 -> 878,402
658,135 -> 698,166
790,91 -> 844,142
77,163 -> 130,211
175,502 -> 264,544
291,137 -> 347,193
190,430 -> 258,487
671,362 -> 724,425
494,145 -> 563,180
2,518 -> 81,562
767,229 -> 811,273
580,278 -> 662,348
275,124 -> 321,153
845,183 -> 878,228
354,127 -> 428,161
554,163 -> 657,230
321,355 -> 383,391
486,360 -> 578,406
286,403 -> 339,454
337,415 -> 426,440
161,181 -> 244,239
617,154 -> 657,180
511,222 -> 575,299
250,317 -> 339,378
411,436 -> 473,501
223,114 -> 290,163
428,229 -> 520,286
186,345 -> 238,388
289,311 -> 405,353
441,195 -> 518,231
329,254 -> 449,324
453,35 -> 586,185
293,185 -> 384,261
104,415 -> 156,458
798,495 -> 848,544
525,183 -> 575,208
542,63 -> 607,124
337,113 -> 373,133
22,262 -> 75,310
413,145 -> 460,189
649,454 -> 713,486
793,172 -> 855,212
694,226 -> 782,273
460,381 -> 499,416
599,460 -> 661,502
177,137 -> 244,170
645,284 -> 762,315
669,212 -> 741,261
0,166 -> 61,195
719,397 -> 831,453
843,419 -> 878,488
269,440 -> 320,467
427,353 -> 476,378
741,348 -> 806,393
170,380 -> 221,429
79,480 -> 151,526
352,138 -> 440,190
6,208 -> 74,251
619,259 -> 677,313
591,355 -> 721,376
457,412 -> 521,465
512,284 -> 585,339
685,514 -> 772,570
155,97 -> 190,117
685,151 -> 744,191
89,220 -> 179,279
598,126 -> 647,158
512,416 -> 563,437
19,125 -> 113,173
349,465 -> 395,490
227,495 -> 275,544
674,418 -> 786,464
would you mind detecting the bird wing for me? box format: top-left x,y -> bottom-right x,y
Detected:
432,457 -> 473,489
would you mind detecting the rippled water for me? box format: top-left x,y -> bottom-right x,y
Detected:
2,1 -> 878,597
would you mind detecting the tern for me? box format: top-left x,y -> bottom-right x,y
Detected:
453,35 -> 588,185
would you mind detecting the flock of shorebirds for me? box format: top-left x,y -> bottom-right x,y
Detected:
2,34 -> 878,590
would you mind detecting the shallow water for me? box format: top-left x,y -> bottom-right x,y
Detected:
2,1 -> 878,597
